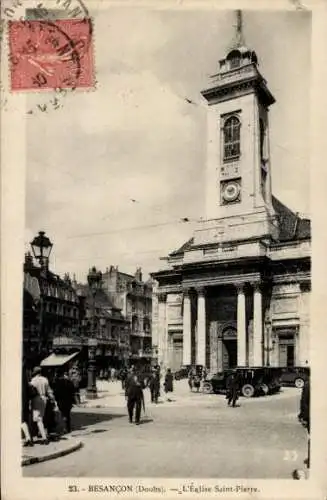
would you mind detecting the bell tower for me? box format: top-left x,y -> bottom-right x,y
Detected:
194,10 -> 278,245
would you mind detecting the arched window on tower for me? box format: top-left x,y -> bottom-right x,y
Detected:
223,116 -> 241,160
226,49 -> 241,70
230,54 -> 240,69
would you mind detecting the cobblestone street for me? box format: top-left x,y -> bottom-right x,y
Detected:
23,381 -> 307,479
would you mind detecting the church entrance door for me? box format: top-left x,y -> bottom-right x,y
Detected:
223,339 -> 237,368
171,338 -> 183,372
221,325 -> 238,369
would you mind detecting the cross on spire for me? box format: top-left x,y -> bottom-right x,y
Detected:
236,9 -> 242,34
233,9 -> 245,48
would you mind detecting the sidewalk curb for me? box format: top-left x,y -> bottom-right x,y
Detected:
22,440 -> 83,467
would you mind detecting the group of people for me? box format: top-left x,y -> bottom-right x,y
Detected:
187,366 -> 208,392
98,367 -> 119,382
22,364 -> 78,446
123,366 -> 174,424
188,366 -> 240,406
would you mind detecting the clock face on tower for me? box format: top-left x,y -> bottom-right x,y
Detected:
221,180 -> 241,204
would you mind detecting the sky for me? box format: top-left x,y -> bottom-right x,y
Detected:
25,8 -> 311,282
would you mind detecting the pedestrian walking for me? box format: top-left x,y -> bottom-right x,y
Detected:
164,368 -> 174,402
125,366 -> 136,394
30,366 -> 57,444
120,367 -> 128,390
69,366 -> 81,405
53,369 -> 76,434
149,370 -> 160,403
188,370 -> 194,391
226,371 -> 240,407
193,373 -> 201,393
111,367 -> 116,382
126,374 -> 145,425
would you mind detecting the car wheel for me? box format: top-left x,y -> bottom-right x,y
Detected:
202,382 -> 212,394
242,384 -> 255,398
295,378 -> 304,389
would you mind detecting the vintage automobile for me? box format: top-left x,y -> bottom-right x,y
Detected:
174,365 -> 204,380
174,366 -> 189,380
280,367 -> 310,388
203,367 -> 282,398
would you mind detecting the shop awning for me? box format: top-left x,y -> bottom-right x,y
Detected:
40,351 -> 80,367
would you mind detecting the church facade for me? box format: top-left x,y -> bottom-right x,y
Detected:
151,26 -> 311,373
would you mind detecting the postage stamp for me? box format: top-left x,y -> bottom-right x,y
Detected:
8,18 -> 94,91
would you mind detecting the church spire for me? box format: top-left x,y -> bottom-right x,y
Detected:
231,9 -> 245,49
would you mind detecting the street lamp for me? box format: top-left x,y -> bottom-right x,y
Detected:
86,266 -> 102,399
29,231 -> 53,355
30,231 -> 53,269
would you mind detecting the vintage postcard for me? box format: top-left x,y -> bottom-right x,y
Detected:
1,0 -> 327,499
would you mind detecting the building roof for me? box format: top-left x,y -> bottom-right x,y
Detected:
75,283 -> 117,308
169,237 -> 195,256
24,263 -> 78,295
271,196 -> 311,242
74,284 -> 126,321
168,198 -> 310,257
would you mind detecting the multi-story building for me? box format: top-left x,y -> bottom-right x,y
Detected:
102,266 -> 153,366
23,252 -> 81,368
23,249 -> 130,376
151,14 -> 311,373
73,272 -> 130,373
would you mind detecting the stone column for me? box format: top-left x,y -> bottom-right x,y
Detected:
247,320 -> 254,366
209,321 -> 218,373
264,321 -> 272,366
196,287 -> 206,367
253,283 -> 263,366
236,284 -> 246,366
182,289 -> 192,366
269,327 -> 279,367
157,292 -> 167,368
217,336 -> 223,372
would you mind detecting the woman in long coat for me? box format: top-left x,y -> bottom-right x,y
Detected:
164,369 -> 174,402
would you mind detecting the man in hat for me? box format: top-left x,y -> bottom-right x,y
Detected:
148,368 -> 160,404
53,369 -> 76,434
226,370 -> 240,407
30,366 -> 57,444
126,374 -> 145,425
124,365 -> 136,397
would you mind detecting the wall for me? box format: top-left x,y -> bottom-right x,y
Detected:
298,285 -> 310,366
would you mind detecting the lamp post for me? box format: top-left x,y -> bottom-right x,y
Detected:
30,231 -> 53,355
86,266 -> 102,399
30,231 -> 53,269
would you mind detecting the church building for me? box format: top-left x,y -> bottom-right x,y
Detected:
151,13 -> 311,373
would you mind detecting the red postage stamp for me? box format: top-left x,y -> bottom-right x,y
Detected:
8,19 -> 94,91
